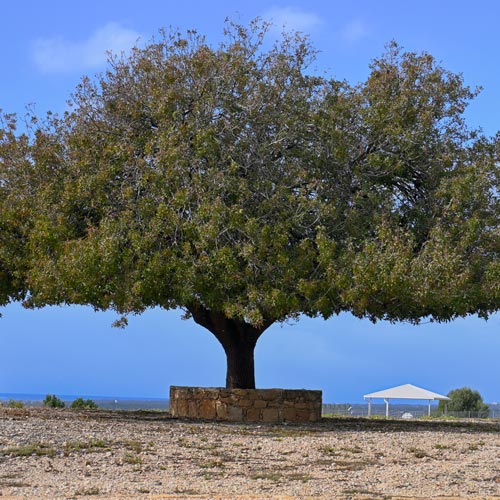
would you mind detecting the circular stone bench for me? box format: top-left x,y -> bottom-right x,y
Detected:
169,386 -> 322,423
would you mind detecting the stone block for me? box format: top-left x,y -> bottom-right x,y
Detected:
245,407 -> 261,421
174,398 -> 189,417
231,389 -> 249,399
228,406 -> 243,422
254,400 -> 267,409
261,389 -> 283,401
305,390 -> 322,402
199,399 -> 216,419
284,389 -> 302,400
295,402 -> 311,410
295,409 -> 311,421
283,407 -> 297,421
247,391 -> 260,400
266,400 -> 281,408
188,400 -> 198,418
262,408 -> 279,422
215,401 -> 228,420
237,398 -> 253,407
199,389 -> 217,400
169,386 -> 180,400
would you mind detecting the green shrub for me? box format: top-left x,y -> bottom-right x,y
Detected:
438,387 -> 489,417
70,397 -> 98,409
6,399 -> 24,408
43,394 -> 65,408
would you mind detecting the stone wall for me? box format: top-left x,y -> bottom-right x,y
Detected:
169,386 -> 322,423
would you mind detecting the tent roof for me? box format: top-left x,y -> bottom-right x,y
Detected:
364,384 -> 450,401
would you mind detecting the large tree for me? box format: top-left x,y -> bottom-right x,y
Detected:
1,21 -> 500,388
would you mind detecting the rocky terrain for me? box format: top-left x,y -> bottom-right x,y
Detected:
1,407 -> 500,499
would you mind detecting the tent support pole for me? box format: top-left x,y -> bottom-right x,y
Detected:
384,398 -> 389,419
428,400 -> 431,417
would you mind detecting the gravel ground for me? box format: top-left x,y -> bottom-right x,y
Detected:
1,407 -> 500,499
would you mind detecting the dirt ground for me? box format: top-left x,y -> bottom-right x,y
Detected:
1,407 -> 500,499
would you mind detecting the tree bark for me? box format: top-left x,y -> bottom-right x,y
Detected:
188,303 -> 272,389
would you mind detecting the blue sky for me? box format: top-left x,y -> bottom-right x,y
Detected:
1,0 -> 500,403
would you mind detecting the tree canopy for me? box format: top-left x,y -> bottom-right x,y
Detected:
438,387 -> 489,415
1,20 -> 499,388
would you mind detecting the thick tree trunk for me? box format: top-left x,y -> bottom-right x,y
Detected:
222,329 -> 258,389
188,304 -> 272,389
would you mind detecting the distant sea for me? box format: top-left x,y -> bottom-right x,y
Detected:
0,393 -> 170,410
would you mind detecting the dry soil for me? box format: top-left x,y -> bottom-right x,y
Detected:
1,408 -> 500,499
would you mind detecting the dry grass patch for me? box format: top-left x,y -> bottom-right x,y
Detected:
122,451 -> 142,464
0,473 -> 30,488
319,445 -> 338,456
198,459 -> 225,469
343,488 -> 390,499
73,486 -> 100,496
251,471 -> 282,482
121,439 -> 144,453
340,445 -> 363,454
63,439 -> 109,455
407,446 -> 429,458
287,472 -> 313,483
173,487 -> 201,495
434,442 -> 455,450
466,440 -> 486,451
2,442 -> 56,458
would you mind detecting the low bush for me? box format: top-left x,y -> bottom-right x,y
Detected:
6,399 -> 24,408
43,394 -> 65,408
70,397 -> 98,409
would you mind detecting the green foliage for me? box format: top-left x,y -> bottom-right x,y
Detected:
0,113 -> 31,309
5,399 -> 24,408
1,19 -> 500,387
70,397 -> 99,409
43,394 -> 66,408
4,20 -> 498,325
438,387 -> 489,415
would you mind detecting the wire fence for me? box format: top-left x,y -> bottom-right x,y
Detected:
3,396 -> 500,419
322,403 -> 500,419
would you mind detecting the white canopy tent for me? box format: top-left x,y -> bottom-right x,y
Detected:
364,384 -> 451,418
